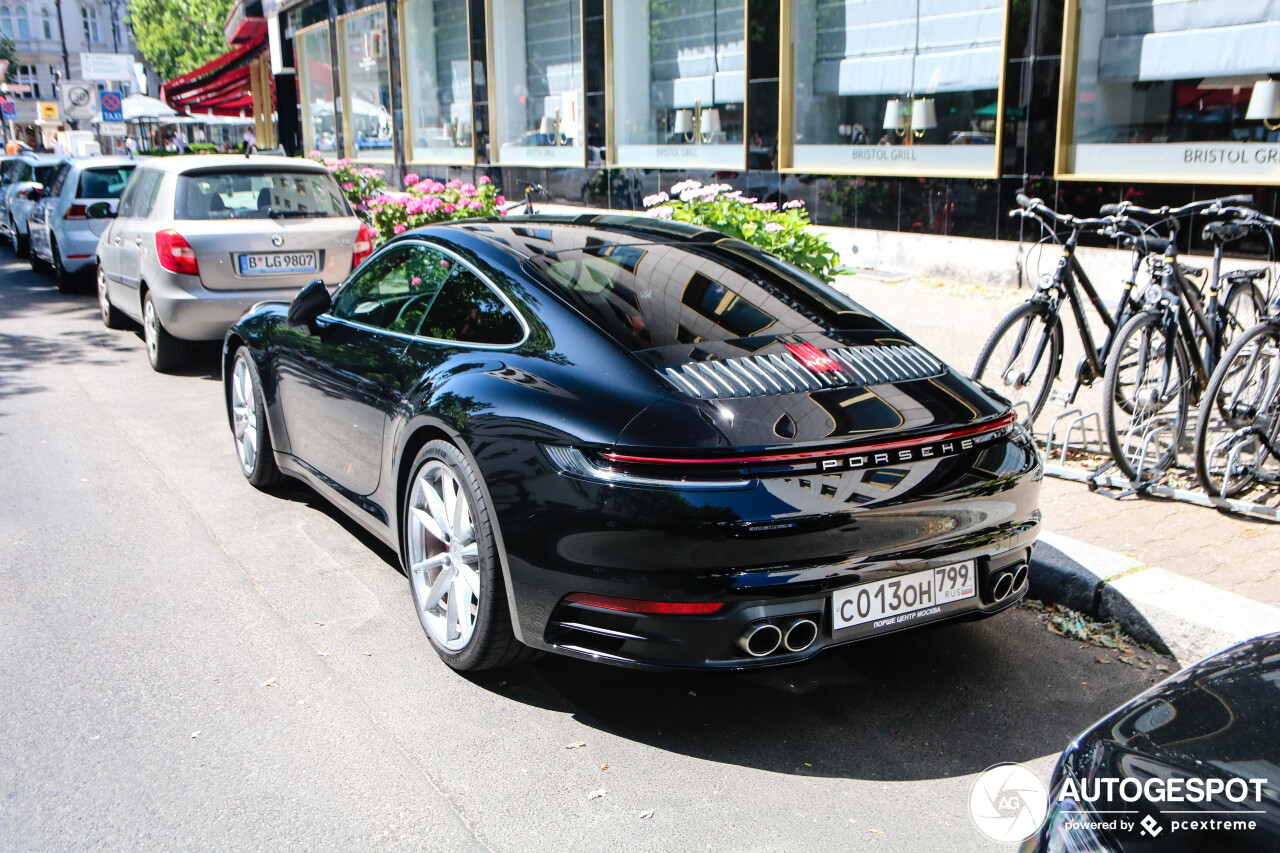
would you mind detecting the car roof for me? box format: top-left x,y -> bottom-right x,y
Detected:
67,156 -> 140,171
136,154 -> 330,174
17,153 -> 64,165
407,214 -> 737,262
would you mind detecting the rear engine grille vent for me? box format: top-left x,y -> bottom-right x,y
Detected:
663,346 -> 944,400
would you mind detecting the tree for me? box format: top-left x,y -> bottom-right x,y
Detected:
128,0 -> 233,82
1,36 -> 17,84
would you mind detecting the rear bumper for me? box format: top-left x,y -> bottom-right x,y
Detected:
56,226 -> 104,273
149,275 -> 307,341
485,424 -> 1044,671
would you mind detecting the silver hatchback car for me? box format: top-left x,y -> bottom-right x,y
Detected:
94,155 -> 371,371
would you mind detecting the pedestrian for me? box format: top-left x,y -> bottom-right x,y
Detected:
243,127 -> 257,152
125,135 -> 138,157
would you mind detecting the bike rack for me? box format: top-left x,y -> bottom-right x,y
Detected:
1035,400 -> 1279,522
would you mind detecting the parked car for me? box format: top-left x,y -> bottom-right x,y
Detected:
1024,633 -> 1280,852
94,154 -> 371,372
221,215 -> 1042,673
0,152 -> 65,257
27,156 -> 138,292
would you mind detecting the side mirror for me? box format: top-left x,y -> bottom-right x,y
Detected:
287,279 -> 332,332
86,201 -> 116,219
18,185 -> 41,201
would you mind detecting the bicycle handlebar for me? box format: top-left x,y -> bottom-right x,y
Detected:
1100,195 -> 1255,220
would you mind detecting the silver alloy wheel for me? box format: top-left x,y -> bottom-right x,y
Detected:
407,460 -> 481,651
230,355 -> 259,476
143,298 -> 159,364
97,269 -> 111,323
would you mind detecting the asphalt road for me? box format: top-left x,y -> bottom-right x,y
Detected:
0,254 -> 1172,852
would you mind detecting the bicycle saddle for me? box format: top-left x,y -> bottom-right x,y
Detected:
1202,221 -> 1251,243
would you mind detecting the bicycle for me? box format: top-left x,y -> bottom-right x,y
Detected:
1098,196 -> 1266,482
1192,211 -> 1280,498
972,193 -> 1151,427
503,182 -> 545,215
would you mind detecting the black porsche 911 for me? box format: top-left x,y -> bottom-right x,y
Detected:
222,214 -> 1041,672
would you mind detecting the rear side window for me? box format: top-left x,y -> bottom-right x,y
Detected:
45,163 -> 72,197
173,170 -> 348,220
34,165 -> 59,184
118,170 -> 161,218
418,268 -> 524,345
78,166 -> 135,199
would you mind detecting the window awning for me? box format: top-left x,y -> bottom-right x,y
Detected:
162,38 -> 267,116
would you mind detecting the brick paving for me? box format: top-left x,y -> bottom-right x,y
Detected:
835,273 -> 1280,608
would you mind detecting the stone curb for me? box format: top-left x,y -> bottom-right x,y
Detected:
1029,531 -> 1280,666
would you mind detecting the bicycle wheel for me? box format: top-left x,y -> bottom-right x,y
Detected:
1222,280 -> 1265,351
1102,310 -> 1192,481
972,301 -> 1062,427
1193,321 -> 1280,498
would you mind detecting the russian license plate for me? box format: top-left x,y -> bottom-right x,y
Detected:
238,251 -> 318,276
832,561 -> 976,632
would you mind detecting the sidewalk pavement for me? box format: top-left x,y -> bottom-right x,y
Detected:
835,272 -> 1280,665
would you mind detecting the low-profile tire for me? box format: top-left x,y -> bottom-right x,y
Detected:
97,267 -> 128,329
142,291 -> 186,372
972,300 -> 1063,428
52,237 -> 79,294
9,216 -> 27,257
403,439 -> 530,671
229,347 -> 283,489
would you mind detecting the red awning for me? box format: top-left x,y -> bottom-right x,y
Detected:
162,38 -> 267,117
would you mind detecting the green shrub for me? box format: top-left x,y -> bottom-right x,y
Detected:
644,181 -> 839,282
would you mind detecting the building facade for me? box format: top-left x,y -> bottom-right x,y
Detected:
263,0 -> 1280,252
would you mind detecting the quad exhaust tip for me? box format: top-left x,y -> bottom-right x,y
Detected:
1012,563 -> 1028,591
991,571 -> 1015,602
783,619 -> 818,652
737,623 -> 783,657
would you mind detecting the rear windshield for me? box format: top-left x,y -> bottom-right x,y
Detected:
78,166 -> 135,199
520,231 -> 868,352
173,170 -> 349,220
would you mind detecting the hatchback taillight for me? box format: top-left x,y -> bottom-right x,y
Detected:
351,222 -> 375,270
155,229 -> 199,276
65,204 -> 88,220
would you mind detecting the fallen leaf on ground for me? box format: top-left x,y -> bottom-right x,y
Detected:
639,810 -> 654,819
868,828 -> 884,834
313,621 -> 325,626
261,678 -> 277,688
566,741 -> 586,749
191,732 -> 200,738
588,789 -> 606,800
1095,657 -> 1111,664
601,763 -> 609,770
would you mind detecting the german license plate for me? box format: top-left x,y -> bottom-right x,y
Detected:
832,561 -> 976,632
238,251 -> 318,275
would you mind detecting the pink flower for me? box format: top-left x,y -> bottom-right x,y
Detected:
342,182 -> 354,190
782,199 -> 805,209
446,179 -> 462,189
393,224 -> 407,234
764,222 -> 784,232
754,202 -> 778,211
429,181 -> 445,193
461,183 -> 476,196
469,199 -> 483,210
649,205 -> 674,220
442,203 -> 457,214
411,276 -> 422,286
308,150 -> 321,158
404,173 -> 421,186
495,195 -> 505,206
478,175 -> 491,184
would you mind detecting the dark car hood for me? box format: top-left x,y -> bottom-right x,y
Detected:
1041,634 -> 1280,851
618,330 -> 1006,451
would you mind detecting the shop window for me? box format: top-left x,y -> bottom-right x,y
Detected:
295,23 -> 338,156
608,0 -> 746,169
401,0 -> 474,164
487,0 -> 586,166
783,0 -> 1007,177
340,7 -> 395,162
1061,0 -> 1280,182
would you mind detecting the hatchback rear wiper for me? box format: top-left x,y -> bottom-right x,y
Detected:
265,208 -> 322,219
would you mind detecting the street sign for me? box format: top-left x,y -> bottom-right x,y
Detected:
0,100 -> 16,121
59,80 -> 99,121
80,53 -> 135,82
38,101 -> 60,121
100,91 -> 123,123
99,122 -> 127,137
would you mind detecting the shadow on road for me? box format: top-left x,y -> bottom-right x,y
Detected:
465,608 -> 1169,783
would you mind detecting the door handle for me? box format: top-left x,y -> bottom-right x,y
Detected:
134,238 -> 143,246
112,238 -> 121,246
